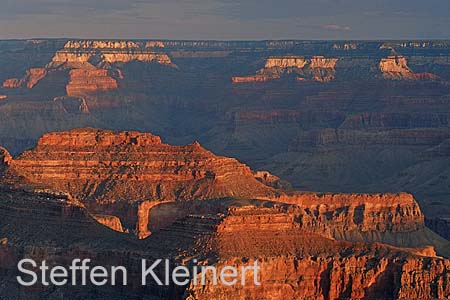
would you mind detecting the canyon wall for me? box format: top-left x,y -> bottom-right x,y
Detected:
233,56 -> 338,83
184,203 -> 450,300
66,69 -> 118,96
380,55 -> 440,80
2,68 -> 47,88
4,128 -> 275,233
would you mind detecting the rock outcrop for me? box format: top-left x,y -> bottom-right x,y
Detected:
66,69 -> 118,96
2,68 -> 47,89
183,202 -> 450,300
380,55 -> 440,80
233,56 -> 338,83
92,214 -> 125,232
49,40 -> 174,68
1,126 -> 450,299
253,170 -> 292,189
4,128 -> 275,234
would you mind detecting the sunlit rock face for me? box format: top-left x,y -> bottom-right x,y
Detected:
380,55 -> 440,80
66,69 -> 118,96
2,68 -> 47,88
4,128 -> 275,235
0,39 -> 450,299
233,56 -> 338,83
50,40 -> 174,68
0,127 -> 450,299
183,203 -> 450,300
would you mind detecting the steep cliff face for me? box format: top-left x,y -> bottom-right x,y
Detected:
2,40 -> 175,97
66,69 -> 118,96
2,68 -> 47,89
380,56 -> 415,79
50,40 -> 174,68
184,203 -> 450,300
215,195 -> 429,251
233,56 -> 338,83
92,214 -> 125,232
380,55 -> 440,80
0,185 -> 448,299
0,186 -> 177,300
264,57 -> 308,68
5,128 -> 275,233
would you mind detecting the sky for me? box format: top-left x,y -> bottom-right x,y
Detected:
0,0 -> 449,40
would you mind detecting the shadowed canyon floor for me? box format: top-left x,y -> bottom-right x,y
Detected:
1,39 -> 450,299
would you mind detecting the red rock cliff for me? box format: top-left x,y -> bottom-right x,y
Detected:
6,128 -> 275,234
66,69 -> 118,96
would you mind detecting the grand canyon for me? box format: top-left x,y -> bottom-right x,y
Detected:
0,39 -> 450,299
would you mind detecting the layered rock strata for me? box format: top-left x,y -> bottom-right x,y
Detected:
2,68 -> 47,88
4,128 -> 275,234
380,55 -> 440,80
49,40 -> 174,68
184,202 -> 450,300
233,56 -> 338,83
66,69 -> 118,96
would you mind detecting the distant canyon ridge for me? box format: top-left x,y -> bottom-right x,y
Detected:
1,39 -> 450,299
1,38 -> 450,238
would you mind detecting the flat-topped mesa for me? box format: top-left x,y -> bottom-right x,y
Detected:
214,194 -> 427,251
66,69 -> 118,96
380,55 -> 440,80
2,68 -> 47,89
232,55 -> 338,83
36,128 -> 162,147
273,192 -> 425,238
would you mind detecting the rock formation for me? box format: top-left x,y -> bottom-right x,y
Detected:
66,69 -> 118,96
1,39 -> 450,299
4,128 -> 275,235
49,40 -> 174,68
380,55 -> 440,80
183,201 -> 450,300
92,214 -> 124,232
1,39 -> 176,97
233,56 -> 338,83
1,127 -> 450,299
2,68 -> 47,89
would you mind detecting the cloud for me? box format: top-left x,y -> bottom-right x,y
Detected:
324,24 -> 351,31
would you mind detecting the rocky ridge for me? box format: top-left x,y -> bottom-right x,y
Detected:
1,40 -> 176,97
1,128 -> 450,299
4,128 -> 275,236
233,56 -> 338,83
183,202 -> 450,300
380,55 -> 440,80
